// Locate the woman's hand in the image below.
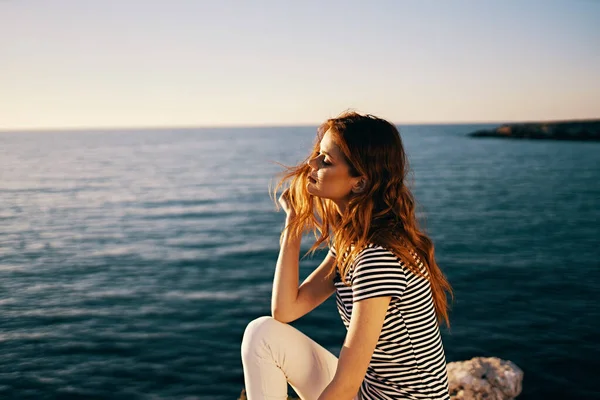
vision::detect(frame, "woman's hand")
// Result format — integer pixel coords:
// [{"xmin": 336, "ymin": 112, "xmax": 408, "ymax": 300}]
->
[{"xmin": 278, "ymin": 188, "xmax": 296, "ymax": 219}]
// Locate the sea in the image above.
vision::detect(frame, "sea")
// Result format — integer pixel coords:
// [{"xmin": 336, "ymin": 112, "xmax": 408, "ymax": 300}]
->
[{"xmin": 0, "ymin": 124, "xmax": 598, "ymax": 400}]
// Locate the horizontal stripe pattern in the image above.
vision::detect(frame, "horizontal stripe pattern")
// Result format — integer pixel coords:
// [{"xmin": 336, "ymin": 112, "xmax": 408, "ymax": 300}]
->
[{"xmin": 331, "ymin": 244, "xmax": 450, "ymax": 400}]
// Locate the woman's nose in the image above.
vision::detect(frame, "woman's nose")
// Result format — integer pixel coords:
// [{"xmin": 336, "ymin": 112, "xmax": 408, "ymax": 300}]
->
[{"xmin": 307, "ymin": 157, "xmax": 317, "ymax": 170}]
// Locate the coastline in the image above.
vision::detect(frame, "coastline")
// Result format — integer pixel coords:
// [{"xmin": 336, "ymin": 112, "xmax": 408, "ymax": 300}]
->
[{"xmin": 467, "ymin": 119, "xmax": 600, "ymax": 140}]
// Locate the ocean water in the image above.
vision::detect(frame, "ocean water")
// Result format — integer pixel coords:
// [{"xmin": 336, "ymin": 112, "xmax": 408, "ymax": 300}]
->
[{"xmin": 0, "ymin": 125, "xmax": 598, "ymax": 400}]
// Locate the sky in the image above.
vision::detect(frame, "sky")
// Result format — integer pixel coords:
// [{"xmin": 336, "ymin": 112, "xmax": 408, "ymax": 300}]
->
[{"xmin": 1, "ymin": 0, "xmax": 599, "ymax": 129}]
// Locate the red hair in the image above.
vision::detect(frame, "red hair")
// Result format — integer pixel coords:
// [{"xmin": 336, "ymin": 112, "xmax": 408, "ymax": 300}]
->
[{"xmin": 272, "ymin": 111, "xmax": 453, "ymax": 327}]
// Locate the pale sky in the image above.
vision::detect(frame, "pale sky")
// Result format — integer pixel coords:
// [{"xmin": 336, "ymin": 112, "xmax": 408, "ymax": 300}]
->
[{"xmin": 1, "ymin": 0, "xmax": 599, "ymax": 129}]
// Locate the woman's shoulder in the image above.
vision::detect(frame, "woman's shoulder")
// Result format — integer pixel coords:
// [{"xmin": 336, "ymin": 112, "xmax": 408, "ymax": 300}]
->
[
  {"xmin": 356, "ymin": 243, "xmax": 400, "ymax": 263},
  {"xmin": 361, "ymin": 242, "xmax": 399, "ymax": 253},
  {"xmin": 330, "ymin": 242, "xmax": 396, "ymax": 256}
]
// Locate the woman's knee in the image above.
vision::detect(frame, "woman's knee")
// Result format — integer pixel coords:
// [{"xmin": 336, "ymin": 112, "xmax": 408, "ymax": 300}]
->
[
  {"xmin": 241, "ymin": 316, "xmax": 286, "ymax": 350},
  {"xmin": 243, "ymin": 316, "xmax": 284, "ymax": 340}
]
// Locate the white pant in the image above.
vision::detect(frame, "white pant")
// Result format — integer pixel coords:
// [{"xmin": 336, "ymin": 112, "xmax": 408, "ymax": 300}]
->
[{"xmin": 241, "ymin": 316, "xmax": 361, "ymax": 400}]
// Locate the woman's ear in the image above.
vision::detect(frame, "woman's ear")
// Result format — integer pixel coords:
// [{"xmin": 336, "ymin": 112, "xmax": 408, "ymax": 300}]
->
[{"xmin": 352, "ymin": 177, "xmax": 367, "ymax": 193}]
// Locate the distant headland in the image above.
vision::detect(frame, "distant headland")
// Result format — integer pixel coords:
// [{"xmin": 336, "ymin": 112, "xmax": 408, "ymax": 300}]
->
[{"xmin": 468, "ymin": 119, "xmax": 600, "ymax": 141}]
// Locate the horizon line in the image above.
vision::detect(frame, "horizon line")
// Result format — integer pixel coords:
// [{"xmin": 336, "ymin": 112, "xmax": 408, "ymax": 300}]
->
[{"xmin": 1, "ymin": 117, "xmax": 599, "ymax": 133}]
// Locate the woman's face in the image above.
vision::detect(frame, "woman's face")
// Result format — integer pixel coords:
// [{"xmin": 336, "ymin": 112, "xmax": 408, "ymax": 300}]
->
[{"xmin": 306, "ymin": 129, "xmax": 361, "ymax": 206}]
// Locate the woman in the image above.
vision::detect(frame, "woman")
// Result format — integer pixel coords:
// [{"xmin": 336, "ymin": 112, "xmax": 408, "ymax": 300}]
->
[{"xmin": 241, "ymin": 111, "xmax": 453, "ymax": 400}]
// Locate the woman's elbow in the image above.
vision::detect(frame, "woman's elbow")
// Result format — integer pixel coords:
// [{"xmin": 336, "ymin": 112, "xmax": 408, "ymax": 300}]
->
[{"xmin": 271, "ymin": 307, "xmax": 296, "ymax": 323}]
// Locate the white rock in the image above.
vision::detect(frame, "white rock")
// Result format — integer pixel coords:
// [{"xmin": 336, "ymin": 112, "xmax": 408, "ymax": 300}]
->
[{"xmin": 447, "ymin": 357, "xmax": 523, "ymax": 400}]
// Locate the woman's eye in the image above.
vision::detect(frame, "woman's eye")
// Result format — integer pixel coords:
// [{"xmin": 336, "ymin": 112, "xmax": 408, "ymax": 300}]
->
[{"xmin": 314, "ymin": 153, "xmax": 330, "ymax": 166}]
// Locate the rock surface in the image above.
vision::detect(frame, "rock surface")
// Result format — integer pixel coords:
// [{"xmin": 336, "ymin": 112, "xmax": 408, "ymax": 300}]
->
[
  {"xmin": 447, "ymin": 357, "xmax": 523, "ymax": 400},
  {"xmin": 468, "ymin": 119, "xmax": 600, "ymax": 140},
  {"xmin": 238, "ymin": 356, "xmax": 524, "ymax": 399}
]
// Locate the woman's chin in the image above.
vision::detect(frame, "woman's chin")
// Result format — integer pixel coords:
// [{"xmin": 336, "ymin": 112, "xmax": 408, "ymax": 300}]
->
[{"xmin": 306, "ymin": 182, "xmax": 319, "ymax": 196}]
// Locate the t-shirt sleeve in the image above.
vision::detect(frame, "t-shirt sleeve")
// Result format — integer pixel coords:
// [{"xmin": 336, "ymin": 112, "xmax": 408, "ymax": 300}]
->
[{"xmin": 351, "ymin": 247, "xmax": 407, "ymax": 303}]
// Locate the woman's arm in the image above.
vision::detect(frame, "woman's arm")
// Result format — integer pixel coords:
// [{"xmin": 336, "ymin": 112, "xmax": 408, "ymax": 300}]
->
[
  {"xmin": 318, "ymin": 296, "xmax": 391, "ymax": 399},
  {"xmin": 271, "ymin": 242, "xmax": 337, "ymax": 323},
  {"xmin": 271, "ymin": 189, "xmax": 336, "ymax": 323},
  {"xmin": 271, "ymin": 215, "xmax": 303, "ymax": 320}
]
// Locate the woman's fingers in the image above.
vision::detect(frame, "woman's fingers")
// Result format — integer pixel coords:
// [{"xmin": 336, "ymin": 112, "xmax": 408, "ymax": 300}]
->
[{"xmin": 278, "ymin": 189, "xmax": 294, "ymax": 216}]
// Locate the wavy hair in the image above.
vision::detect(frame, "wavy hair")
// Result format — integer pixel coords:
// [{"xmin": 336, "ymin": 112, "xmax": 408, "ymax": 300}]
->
[{"xmin": 271, "ymin": 111, "xmax": 453, "ymax": 327}]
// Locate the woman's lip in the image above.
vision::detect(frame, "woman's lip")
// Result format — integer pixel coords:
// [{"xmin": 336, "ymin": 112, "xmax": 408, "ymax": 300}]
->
[{"xmin": 309, "ymin": 175, "xmax": 317, "ymax": 182}]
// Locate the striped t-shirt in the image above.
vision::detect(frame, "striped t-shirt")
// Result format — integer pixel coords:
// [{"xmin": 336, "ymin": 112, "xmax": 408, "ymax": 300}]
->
[{"xmin": 330, "ymin": 243, "xmax": 450, "ymax": 400}]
